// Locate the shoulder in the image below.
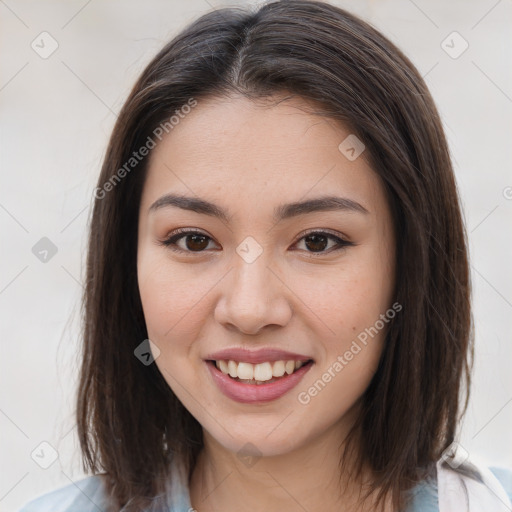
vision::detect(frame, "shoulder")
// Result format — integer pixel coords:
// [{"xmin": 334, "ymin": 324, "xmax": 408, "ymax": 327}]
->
[
  {"xmin": 17, "ymin": 462, "xmax": 192, "ymax": 512},
  {"xmin": 405, "ymin": 458, "xmax": 512, "ymax": 512},
  {"xmin": 489, "ymin": 466, "xmax": 512, "ymax": 503},
  {"xmin": 436, "ymin": 450, "xmax": 512, "ymax": 512},
  {"xmin": 403, "ymin": 465, "xmax": 439, "ymax": 512},
  {"xmin": 17, "ymin": 475, "xmax": 110, "ymax": 512}
]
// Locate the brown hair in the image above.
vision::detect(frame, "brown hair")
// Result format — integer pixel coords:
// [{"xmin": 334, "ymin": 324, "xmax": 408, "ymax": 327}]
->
[{"xmin": 77, "ymin": 1, "xmax": 474, "ymax": 510}]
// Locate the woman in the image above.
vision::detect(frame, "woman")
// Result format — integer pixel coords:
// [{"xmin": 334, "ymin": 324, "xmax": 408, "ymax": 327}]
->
[{"xmin": 19, "ymin": 1, "xmax": 512, "ymax": 511}]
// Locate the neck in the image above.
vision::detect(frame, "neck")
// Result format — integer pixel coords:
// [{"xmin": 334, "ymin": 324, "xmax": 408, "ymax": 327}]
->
[{"xmin": 189, "ymin": 413, "xmax": 391, "ymax": 512}]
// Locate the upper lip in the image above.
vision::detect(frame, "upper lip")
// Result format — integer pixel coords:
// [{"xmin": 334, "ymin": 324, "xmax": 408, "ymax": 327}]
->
[{"xmin": 205, "ymin": 348, "xmax": 313, "ymax": 365}]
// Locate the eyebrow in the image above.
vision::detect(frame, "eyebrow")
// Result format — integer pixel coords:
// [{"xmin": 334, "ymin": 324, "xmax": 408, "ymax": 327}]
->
[{"xmin": 148, "ymin": 193, "xmax": 369, "ymax": 222}]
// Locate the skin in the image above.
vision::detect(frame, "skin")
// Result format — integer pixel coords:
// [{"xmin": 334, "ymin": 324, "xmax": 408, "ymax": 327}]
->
[{"xmin": 137, "ymin": 94, "xmax": 396, "ymax": 512}]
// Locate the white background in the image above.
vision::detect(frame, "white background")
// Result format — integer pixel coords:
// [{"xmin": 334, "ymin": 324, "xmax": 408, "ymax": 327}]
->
[{"xmin": 1, "ymin": 0, "xmax": 511, "ymax": 510}]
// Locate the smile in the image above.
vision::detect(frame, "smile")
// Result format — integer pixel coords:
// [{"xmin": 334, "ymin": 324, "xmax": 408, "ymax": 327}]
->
[
  {"xmin": 206, "ymin": 359, "xmax": 314, "ymax": 403},
  {"xmin": 213, "ymin": 359, "xmax": 309, "ymax": 384}
]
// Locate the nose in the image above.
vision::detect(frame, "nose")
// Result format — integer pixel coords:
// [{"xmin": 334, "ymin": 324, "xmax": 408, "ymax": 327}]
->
[{"xmin": 214, "ymin": 253, "xmax": 293, "ymax": 336}]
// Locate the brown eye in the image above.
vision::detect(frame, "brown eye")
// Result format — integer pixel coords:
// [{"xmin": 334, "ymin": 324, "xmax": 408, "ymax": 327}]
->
[
  {"xmin": 182, "ymin": 233, "xmax": 209, "ymax": 251},
  {"xmin": 159, "ymin": 229, "xmax": 353, "ymax": 256},
  {"xmin": 303, "ymin": 233, "xmax": 329, "ymax": 252},
  {"xmin": 160, "ymin": 229, "xmax": 216, "ymax": 253},
  {"xmin": 294, "ymin": 231, "xmax": 353, "ymax": 255}
]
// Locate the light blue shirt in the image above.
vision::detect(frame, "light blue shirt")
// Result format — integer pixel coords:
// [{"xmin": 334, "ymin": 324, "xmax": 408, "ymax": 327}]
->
[{"xmin": 18, "ymin": 460, "xmax": 512, "ymax": 512}]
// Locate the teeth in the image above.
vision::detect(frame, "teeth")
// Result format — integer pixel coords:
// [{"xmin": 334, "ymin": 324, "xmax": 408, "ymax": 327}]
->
[
  {"xmin": 228, "ymin": 360, "xmax": 238, "ymax": 378},
  {"xmin": 237, "ymin": 362, "xmax": 254, "ymax": 380},
  {"xmin": 218, "ymin": 360, "xmax": 229, "ymax": 374},
  {"xmin": 272, "ymin": 360, "xmax": 285, "ymax": 377},
  {"xmin": 214, "ymin": 359, "xmax": 308, "ymax": 382},
  {"xmin": 254, "ymin": 362, "xmax": 273, "ymax": 381}
]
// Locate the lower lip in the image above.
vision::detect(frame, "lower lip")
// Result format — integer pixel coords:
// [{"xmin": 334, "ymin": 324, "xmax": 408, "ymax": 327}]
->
[{"xmin": 206, "ymin": 360, "xmax": 313, "ymax": 404}]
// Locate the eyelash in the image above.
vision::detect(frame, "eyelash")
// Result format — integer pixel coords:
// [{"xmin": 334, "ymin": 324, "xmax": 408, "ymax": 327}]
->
[{"xmin": 158, "ymin": 228, "xmax": 354, "ymax": 256}]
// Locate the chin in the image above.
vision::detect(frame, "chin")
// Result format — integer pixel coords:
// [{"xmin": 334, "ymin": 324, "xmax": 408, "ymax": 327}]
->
[{"xmin": 203, "ymin": 419, "xmax": 308, "ymax": 461}]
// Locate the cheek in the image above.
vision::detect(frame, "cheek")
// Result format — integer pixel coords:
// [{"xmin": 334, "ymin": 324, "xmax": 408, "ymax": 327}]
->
[
  {"xmin": 298, "ymin": 245, "xmax": 393, "ymax": 384},
  {"xmin": 137, "ymin": 253, "xmax": 212, "ymax": 400},
  {"xmin": 294, "ymin": 273, "xmax": 391, "ymax": 419},
  {"xmin": 305, "ymin": 258, "xmax": 392, "ymax": 340},
  {"xmin": 137, "ymin": 251, "xmax": 208, "ymax": 345}
]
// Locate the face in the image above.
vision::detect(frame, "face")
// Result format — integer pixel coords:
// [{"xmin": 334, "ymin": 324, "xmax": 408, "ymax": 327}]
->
[{"xmin": 137, "ymin": 94, "xmax": 396, "ymax": 458}]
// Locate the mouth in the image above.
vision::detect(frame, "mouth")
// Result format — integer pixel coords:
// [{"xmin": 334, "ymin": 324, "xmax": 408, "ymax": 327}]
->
[
  {"xmin": 207, "ymin": 359, "xmax": 314, "ymax": 385},
  {"xmin": 205, "ymin": 357, "xmax": 314, "ymax": 404}
]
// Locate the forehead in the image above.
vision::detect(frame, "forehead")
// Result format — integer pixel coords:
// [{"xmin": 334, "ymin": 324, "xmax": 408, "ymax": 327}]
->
[{"xmin": 140, "ymin": 95, "xmax": 385, "ymax": 217}]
